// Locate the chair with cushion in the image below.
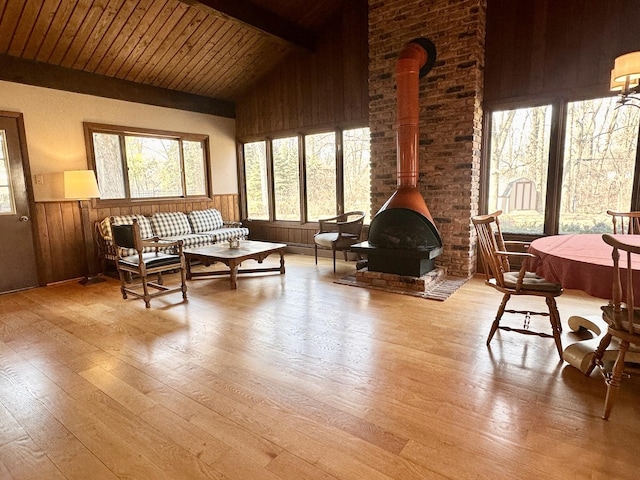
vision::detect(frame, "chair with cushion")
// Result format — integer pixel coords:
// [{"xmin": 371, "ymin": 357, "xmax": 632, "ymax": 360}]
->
[
  {"xmin": 585, "ymin": 234, "xmax": 640, "ymax": 419},
  {"xmin": 111, "ymin": 218, "xmax": 188, "ymax": 308},
  {"xmin": 607, "ymin": 210, "xmax": 640, "ymax": 234},
  {"xmin": 314, "ymin": 211, "xmax": 365, "ymax": 272},
  {"xmin": 472, "ymin": 211, "xmax": 564, "ymax": 358}
]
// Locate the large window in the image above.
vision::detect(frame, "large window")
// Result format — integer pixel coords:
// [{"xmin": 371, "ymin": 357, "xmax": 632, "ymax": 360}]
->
[
  {"xmin": 486, "ymin": 97, "xmax": 640, "ymax": 234},
  {"xmin": 86, "ymin": 123, "xmax": 210, "ymax": 202},
  {"xmin": 242, "ymin": 127, "xmax": 371, "ymax": 223}
]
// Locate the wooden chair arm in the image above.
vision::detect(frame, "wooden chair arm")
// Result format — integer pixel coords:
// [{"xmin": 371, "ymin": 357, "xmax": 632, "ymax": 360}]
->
[{"xmin": 496, "ymin": 251, "xmax": 535, "ymax": 291}]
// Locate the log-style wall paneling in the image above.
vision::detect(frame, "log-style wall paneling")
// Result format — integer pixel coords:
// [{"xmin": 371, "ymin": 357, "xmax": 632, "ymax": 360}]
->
[
  {"xmin": 34, "ymin": 195, "xmax": 241, "ymax": 285},
  {"xmin": 484, "ymin": 0, "xmax": 640, "ymax": 104},
  {"xmin": 235, "ymin": 0, "xmax": 368, "ymax": 139}
]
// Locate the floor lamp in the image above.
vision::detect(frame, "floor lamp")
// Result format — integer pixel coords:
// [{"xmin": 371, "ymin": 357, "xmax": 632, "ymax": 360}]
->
[{"xmin": 64, "ymin": 170, "xmax": 105, "ymax": 285}]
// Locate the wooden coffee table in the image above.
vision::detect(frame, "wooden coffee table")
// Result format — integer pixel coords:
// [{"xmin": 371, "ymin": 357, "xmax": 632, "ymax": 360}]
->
[{"xmin": 184, "ymin": 240, "xmax": 287, "ymax": 289}]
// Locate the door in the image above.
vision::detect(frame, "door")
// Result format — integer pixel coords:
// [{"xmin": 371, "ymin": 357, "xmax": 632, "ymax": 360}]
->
[{"xmin": 0, "ymin": 115, "xmax": 38, "ymax": 293}]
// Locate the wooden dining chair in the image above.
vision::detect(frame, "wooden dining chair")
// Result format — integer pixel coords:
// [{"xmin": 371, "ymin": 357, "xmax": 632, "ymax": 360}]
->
[
  {"xmin": 472, "ymin": 211, "xmax": 564, "ymax": 358},
  {"xmin": 111, "ymin": 218, "xmax": 188, "ymax": 308},
  {"xmin": 585, "ymin": 234, "xmax": 640, "ymax": 419},
  {"xmin": 607, "ymin": 210, "xmax": 640, "ymax": 234}
]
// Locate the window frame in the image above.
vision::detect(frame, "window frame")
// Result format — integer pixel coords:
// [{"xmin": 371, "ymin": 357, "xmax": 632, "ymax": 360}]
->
[
  {"xmin": 84, "ymin": 122, "xmax": 212, "ymax": 207},
  {"xmin": 238, "ymin": 125, "xmax": 370, "ymax": 225},
  {"xmin": 481, "ymin": 94, "xmax": 640, "ymax": 238}
]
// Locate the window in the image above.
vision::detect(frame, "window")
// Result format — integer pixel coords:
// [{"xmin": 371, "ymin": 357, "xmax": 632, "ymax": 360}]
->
[
  {"xmin": 86, "ymin": 123, "xmax": 209, "ymax": 202},
  {"xmin": 273, "ymin": 137, "xmax": 300, "ymax": 221},
  {"xmin": 244, "ymin": 141, "xmax": 269, "ymax": 220},
  {"xmin": 241, "ymin": 127, "xmax": 371, "ymax": 223},
  {"xmin": 0, "ymin": 130, "xmax": 15, "ymax": 214},
  {"xmin": 486, "ymin": 97, "xmax": 640, "ymax": 235},
  {"xmin": 305, "ymin": 132, "xmax": 337, "ymax": 221}
]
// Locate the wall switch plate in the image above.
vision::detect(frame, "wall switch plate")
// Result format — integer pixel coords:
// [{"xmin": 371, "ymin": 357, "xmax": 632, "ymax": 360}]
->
[{"xmin": 35, "ymin": 174, "xmax": 44, "ymax": 185}]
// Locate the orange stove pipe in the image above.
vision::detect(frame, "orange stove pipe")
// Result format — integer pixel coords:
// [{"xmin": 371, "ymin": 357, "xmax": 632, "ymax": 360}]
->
[{"xmin": 378, "ymin": 38, "xmax": 436, "ymax": 223}]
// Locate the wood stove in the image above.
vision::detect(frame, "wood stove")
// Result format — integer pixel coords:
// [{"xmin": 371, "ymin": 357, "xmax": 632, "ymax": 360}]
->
[{"xmin": 352, "ymin": 38, "xmax": 442, "ymax": 276}]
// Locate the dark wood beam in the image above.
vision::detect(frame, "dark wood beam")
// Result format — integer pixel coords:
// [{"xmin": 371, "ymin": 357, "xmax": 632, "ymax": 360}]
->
[
  {"xmin": 181, "ymin": 0, "xmax": 315, "ymax": 51},
  {"xmin": 0, "ymin": 54, "xmax": 235, "ymax": 118}
]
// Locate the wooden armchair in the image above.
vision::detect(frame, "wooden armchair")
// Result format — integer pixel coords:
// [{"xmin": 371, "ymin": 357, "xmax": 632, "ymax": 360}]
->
[
  {"xmin": 607, "ymin": 210, "xmax": 640, "ymax": 234},
  {"xmin": 586, "ymin": 234, "xmax": 640, "ymax": 419},
  {"xmin": 314, "ymin": 211, "xmax": 365, "ymax": 272},
  {"xmin": 111, "ymin": 218, "xmax": 187, "ymax": 308},
  {"xmin": 472, "ymin": 211, "xmax": 564, "ymax": 358}
]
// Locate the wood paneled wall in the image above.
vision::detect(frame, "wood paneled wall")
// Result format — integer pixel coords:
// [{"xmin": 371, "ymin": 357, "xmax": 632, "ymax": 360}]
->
[
  {"xmin": 33, "ymin": 195, "xmax": 241, "ymax": 285},
  {"xmin": 484, "ymin": 0, "xmax": 640, "ymax": 104},
  {"xmin": 235, "ymin": 0, "xmax": 368, "ymax": 139}
]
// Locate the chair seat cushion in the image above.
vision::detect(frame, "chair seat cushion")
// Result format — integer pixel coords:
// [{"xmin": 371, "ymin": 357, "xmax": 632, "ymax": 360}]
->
[
  {"xmin": 501, "ymin": 271, "xmax": 562, "ymax": 293},
  {"xmin": 119, "ymin": 252, "xmax": 182, "ymax": 269},
  {"xmin": 314, "ymin": 232, "xmax": 339, "ymax": 248}
]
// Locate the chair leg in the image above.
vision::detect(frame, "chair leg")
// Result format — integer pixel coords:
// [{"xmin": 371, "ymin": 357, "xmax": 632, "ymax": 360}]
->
[
  {"xmin": 603, "ymin": 341, "xmax": 629, "ymax": 419},
  {"xmin": 546, "ymin": 297, "xmax": 563, "ymax": 359},
  {"xmin": 117, "ymin": 268, "xmax": 128, "ymax": 299},
  {"xmin": 487, "ymin": 293, "xmax": 510, "ymax": 345},
  {"xmin": 315, "ymin": 245, "xmax": 318, "ymax": 265},
  {"xmin": 332, "ymin": 249, "xmax": 336, "ymax": 272},
  {"xmin": 180, "ymin": 264, "xmax": 188, "ymax": 300},
  {"xmin": 586, "ymin": 332, "xmax": 613, "ymax": 376},
  {"xmin": 141, "ymin": 275, "xmax": 151, "ymax": 308}
]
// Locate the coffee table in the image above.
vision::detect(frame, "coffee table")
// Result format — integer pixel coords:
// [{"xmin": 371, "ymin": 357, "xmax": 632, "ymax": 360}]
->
[{"xmin": 184, "ymin": 240, "xmax": 287, "ymax": 289}]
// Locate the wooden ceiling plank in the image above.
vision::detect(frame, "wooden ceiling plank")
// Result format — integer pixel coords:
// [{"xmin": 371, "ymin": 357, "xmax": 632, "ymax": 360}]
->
[
  {"xmin": 70, "ymin": 0, "xmax": 126, "ymax": 70},
  {"xmin": 83, "ymin": 0, "xmax": 140, "ymax": 72},
  {"xmin": 102, "ymin": 0, "xmax": 168, "ymax": 77},
  {"xmin": 117, "ymin": 1, "xmax": 187, "ymax": 80},
  {"xmin": 7, "ymin": 0, "xmax": 44, "ymax": 57},
  {"xmin": 34, "ymin": 0, "xmax": 76, "ymax": 62},
  {"xmin": 92, "ymin": 0, "xmax": 154, "ymax": 75},
  {"xmin": 164, "ymin": 16, "xmax": 233, "ymax": 91},
  {"xmin": 47, "ymin": 0, "xmax": 94, "ymax": 65},
  {"xmin": 182, "ymin": 0, "xmax": 315, "ymax": 51},
  {"xmin": 147, "ymin": 13, "xmax": 219, "ymax": 88},
  {"xmin": 133, "ymin": 7, "xmax": 204, "ymax": 85},
  {"xmin": 131, "ymin": 3, "xmax": 199, "ymax": 84},
  {"xmin": 21, "ymin": 0, "xmax": 63, "ymax": 60},
  {"xmin": 0, "ymin": 1, "xmax": 26, "ymax": 53},
  {"xmin": 194, "ymin": 31, "xmax": 267, "ymax": 96},
  {"xmin": 178, "ymin": 22, "xmax": 246, "ymax": 92},
  {"xmin": 61, "ymin": 0, "xmax": 112, "ymax": 68}
]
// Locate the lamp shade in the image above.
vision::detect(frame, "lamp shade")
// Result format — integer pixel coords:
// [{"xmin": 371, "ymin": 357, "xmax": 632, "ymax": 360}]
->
[
  {"xmin": 612, "ymin": 51, "xmax": 640, "ymax": 82},
  {"xmin": 64, "ymin": 170, "xmax": 101, "ymax": 200},
  {"xmin": 610, "ymin": 68, "xmax": 639, "ymax": 92}
]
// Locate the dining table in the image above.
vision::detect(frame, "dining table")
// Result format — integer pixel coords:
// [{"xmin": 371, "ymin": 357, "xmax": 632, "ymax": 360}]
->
[{"xmin": 527, "ymin": 233, "xmax": 640, "ymax": 372}]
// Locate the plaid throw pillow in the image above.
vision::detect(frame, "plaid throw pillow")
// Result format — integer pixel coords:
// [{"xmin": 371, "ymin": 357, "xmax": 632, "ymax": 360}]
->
[
  {"xmin": 151, "ymin": 212, "xmax": 192, "ymax": 237},
  {"xmin": 188, "ymin": 209, "xmax": 224, "ymax": 233},
  {"xmin": 110, "ymin": 214, "xmax": 154, "ymax": 239}
]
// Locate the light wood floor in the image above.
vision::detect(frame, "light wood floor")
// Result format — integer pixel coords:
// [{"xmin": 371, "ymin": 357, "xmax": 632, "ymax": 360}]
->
[{"xmin": 0, "ymin": 253, "xmax": 638, "ymax": 479}]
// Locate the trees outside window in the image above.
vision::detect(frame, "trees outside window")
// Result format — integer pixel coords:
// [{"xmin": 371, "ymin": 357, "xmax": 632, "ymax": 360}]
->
[
  {"xmin": 486, "ymin": 97, "xmax": 640, "ymax": 234},
  {"xmin": 241, "ymin": 127, "xmax": 371, "ymax": 224},
  {"xmin": 86, "ymin": 123, "xmax": 209, "ymax": 202}
]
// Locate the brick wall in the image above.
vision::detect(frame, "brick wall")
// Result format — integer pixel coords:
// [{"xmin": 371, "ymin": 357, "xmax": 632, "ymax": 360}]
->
[{"xmin": 368, "ymin": 0, "xmax": 486, "ymax": 277}]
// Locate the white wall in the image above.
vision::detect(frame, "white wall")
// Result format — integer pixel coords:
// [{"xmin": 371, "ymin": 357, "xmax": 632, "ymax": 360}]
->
[{"xmin": 0, "ymin": 80, "xmax": 237, "ymax": 201}]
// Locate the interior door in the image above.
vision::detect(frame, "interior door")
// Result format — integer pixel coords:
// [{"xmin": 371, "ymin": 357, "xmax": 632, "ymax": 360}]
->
[{"xmin": 0, "ymin": 115, "xmax": 39, "ymax": 293}]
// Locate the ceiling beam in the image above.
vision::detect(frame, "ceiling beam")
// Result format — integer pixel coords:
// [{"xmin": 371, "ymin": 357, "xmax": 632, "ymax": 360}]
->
[
  {"xmin": 0, "ymin": 55, "xmax": 235, "ymax": 118},
  {"xmin": 181, "ymin": 0, "xmax": 315, "ymax": 51}
]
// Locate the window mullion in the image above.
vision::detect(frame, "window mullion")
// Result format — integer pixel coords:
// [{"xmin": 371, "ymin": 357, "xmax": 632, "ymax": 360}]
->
[
  {"xmin": 336, "ymin": 128, "xmax": 344, "ymax": 215},
  {"xmin": 120, "ymin": 134, "xmax": 132, "ymax": 200},
  {"xmin": 544, "ymin": 100, "xmax": 565, "ymax": 235},
  {"xmin": 178, "ymin": 138, "xmax": 186, "ymax": 197}
]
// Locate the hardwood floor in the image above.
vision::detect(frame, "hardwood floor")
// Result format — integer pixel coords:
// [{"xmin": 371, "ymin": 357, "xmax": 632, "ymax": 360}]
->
[{"xmin": 0, "ymin": 253, "xmax": 638, "ymax": 479}]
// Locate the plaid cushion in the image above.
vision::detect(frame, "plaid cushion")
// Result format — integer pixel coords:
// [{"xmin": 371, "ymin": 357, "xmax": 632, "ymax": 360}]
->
[
  {"xmin": 151, "ymin": 212, "xmax": 192, "ymax": 237},
  {"xmin": 188, "ymin": 209, "xmax": 224, "ymax": 233},
  {"xmin": 203, "ymin": 227, "xmax": 249, "ymax": 243},
  {"xmin": 159, "ymin": 233, "xmax": 216, "ymax": 249},
  {"xmin": 110, "ymin": 214, "xmax": 154, "ymax": 239}
]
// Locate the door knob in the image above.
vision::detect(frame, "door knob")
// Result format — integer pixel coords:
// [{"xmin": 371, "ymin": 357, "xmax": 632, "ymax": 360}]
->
[{"xmin": 19, "ymin": 215, "xmax": 29, "ymax": 222}]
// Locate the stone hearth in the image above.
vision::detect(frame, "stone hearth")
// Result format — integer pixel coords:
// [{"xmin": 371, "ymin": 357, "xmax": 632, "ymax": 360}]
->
[{"xmin": 354, "ymin": 266, "xmax": 446, "ymax": 293}]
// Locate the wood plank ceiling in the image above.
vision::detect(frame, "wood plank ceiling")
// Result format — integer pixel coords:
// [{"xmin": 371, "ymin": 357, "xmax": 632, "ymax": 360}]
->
[{"xmin": 0, "ymin": 0, "xmax": 343, "ymax": 112}]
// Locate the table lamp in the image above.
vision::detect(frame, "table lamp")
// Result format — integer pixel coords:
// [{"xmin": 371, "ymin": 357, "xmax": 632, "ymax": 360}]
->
[{"xmin": 64, "ymin": 170, "xmax": 105, "ymax": 285}]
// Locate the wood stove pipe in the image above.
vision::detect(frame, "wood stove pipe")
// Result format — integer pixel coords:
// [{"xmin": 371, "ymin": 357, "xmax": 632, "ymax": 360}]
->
[{"xmin": 377, "ymin": 38, "xmax": 437, "ymax": 222}]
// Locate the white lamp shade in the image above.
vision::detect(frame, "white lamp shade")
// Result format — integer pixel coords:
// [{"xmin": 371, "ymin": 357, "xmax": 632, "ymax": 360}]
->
[
  {"xmin": 612, "ymin": 51, "xmax": 640, "ymax": 82},
  {"xmin": 64, "ymin": 170, "xmax": 101, "ymax": 200}
]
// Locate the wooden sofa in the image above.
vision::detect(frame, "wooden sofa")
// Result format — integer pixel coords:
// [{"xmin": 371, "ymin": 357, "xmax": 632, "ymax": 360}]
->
[{"xmin": 96, "ymin": 209, "xmax": 249, "ymax": 272}]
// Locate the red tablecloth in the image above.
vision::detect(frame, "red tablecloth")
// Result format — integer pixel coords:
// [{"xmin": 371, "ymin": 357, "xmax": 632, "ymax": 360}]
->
[{"xmin": 528, "ymin": 234, "xmax": 640, "ymax": 299}]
